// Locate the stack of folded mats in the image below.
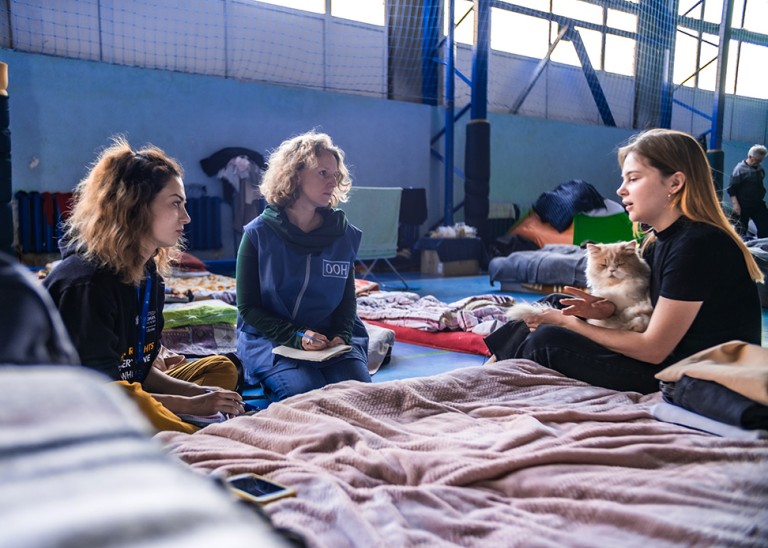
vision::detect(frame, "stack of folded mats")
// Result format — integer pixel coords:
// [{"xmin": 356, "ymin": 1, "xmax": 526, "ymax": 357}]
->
[
  {"xmin": 161, "ymin": 300, "xmax": 239, "ymax": 357},
  {"xmin": 652, "ymin": 340, "xmax": 768, "ymax": 439}
]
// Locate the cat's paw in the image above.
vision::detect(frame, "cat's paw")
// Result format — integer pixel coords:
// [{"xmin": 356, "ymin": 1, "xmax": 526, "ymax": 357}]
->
[{"xmin": 626, "ymin": 316, "xmax": 650, "ymax": 332}]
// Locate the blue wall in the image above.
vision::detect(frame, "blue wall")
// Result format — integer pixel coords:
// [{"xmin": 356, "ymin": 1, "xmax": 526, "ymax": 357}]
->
[
  {"xmin": 455, "ymin": 111, "xmax": 751, "ymax": 213},
  {"xmin": 3, "ymin": 49, "xmax": 755, "ymax": 256},
  {"xmin": 3, "ymin": 49, "xmax": 433, "ymax": 257}
]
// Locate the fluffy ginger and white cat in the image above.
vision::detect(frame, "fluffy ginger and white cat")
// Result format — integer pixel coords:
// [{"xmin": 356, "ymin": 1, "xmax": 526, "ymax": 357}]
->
[{"xmin": 505, "ymin": 241, "xmax": 653, "ymax": 332}]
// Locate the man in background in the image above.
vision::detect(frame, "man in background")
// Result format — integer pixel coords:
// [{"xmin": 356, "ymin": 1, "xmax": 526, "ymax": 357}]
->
[{"xmin": 727, "ymin": 144, "xmax": 768, "ymax": 238}]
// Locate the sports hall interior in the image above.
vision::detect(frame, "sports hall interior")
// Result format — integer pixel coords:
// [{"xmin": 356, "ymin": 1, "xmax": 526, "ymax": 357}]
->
[
  {"xmin": 2, "ymin": 2, "xmax": 768, "ymax": 545},
  {"xmin": 3, "ymin": 0, "xmax": 766, "ymax": 370}
]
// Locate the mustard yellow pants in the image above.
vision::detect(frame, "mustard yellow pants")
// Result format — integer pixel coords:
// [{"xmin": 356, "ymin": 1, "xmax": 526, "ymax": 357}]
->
[{"xmin": 115, "ymin": 355, "xmax": 238, "ymax": 434}]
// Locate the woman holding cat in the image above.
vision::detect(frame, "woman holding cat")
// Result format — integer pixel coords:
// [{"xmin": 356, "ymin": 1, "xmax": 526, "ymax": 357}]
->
[{"xmin": 485, "ymin": 128, "xmax": 763, "ymax": 394}]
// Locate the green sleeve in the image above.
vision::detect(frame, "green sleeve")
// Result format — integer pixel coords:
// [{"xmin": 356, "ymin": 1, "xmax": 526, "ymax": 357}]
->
[{"xmin": 236, "ymin": 234, "xmax": 304, "ymax": 348}]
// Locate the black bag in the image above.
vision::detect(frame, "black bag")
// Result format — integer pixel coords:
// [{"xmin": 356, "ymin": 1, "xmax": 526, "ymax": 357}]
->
[
  {"xmin": 532, "ymin": 179, "xmax": 605, "ymax": 232},
  {"xmin": 0, "ymin": 251, "xmax": 79, "ymax": 365}
]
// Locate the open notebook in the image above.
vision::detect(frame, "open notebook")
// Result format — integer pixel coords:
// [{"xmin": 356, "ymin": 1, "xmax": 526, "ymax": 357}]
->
[{"xmin": 272, "ymin": 344, "xmax": 351, "ymax": 362}]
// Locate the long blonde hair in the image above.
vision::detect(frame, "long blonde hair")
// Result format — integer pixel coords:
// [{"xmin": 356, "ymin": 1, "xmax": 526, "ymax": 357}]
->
[
  {"xmin": 64, "ymin": 136, "xmax": 184, "ymax": 284},
  {"xmin": 259, "ymin": 130, "xmax": 352, "ymax": 208},
  {"xmin": 618, "ymin": 128, "xmax": 763, "ymax": 282}
]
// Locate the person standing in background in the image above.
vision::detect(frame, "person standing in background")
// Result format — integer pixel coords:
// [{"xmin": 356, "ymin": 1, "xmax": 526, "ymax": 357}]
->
[{"xmin": 727, "ymin": 144, "xmax": 768, "ymax": 238}]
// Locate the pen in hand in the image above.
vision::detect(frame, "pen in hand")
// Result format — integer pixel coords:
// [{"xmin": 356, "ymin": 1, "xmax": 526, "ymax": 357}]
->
[{"xmin": 297, "ymin": 330, "xmax": 319, "ymax": 342}]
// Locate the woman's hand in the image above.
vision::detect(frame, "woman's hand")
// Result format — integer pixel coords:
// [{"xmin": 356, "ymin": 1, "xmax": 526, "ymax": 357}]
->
[
  {"xmin": 328, "ymin": 336, "xmax": 346, "ymax": 347},
  {"xmin": 144, "ymin": 366, "xmax": 244, "ymax": 417},
  {"xmin": 301, "ymin": 330, "xmax": 330, "ymax": 351},
  {"xmin": 160, "ymin": 387, "xmax": 244, "ymax": 417},
  {"xmin": 559, "ymin": 286, "xmax": 616, "ymax": 320}
]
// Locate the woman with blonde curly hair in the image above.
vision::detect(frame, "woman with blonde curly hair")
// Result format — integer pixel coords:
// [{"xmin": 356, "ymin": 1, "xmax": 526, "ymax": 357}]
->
[
  {"xmin": 236, "ymin": 130, "xmax": 371, "ymax": 401},
  {"xmin": 44, "ymin": 136, "xmax": 243, "ymax": 432},
  {"xmin": 485, "ymin": 129, "xmax": 763, "ymax": 394}
]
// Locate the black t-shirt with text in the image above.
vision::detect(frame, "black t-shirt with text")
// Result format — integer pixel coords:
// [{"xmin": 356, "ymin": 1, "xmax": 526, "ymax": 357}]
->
[{"xmin": 43, "ymin": 254, "xmax": 164, "ymax": 383}]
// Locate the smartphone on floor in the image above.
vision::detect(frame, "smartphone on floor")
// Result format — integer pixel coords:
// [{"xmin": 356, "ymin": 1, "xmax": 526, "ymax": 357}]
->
[{"xmin": 225, "ymin": 472, "xmax": 296, "ymax": 505}]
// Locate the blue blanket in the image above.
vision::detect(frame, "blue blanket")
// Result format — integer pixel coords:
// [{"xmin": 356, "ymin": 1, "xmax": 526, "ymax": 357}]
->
[{"xmin": 488, "ymin": 244, "xmax": 588, "ymax": 288}]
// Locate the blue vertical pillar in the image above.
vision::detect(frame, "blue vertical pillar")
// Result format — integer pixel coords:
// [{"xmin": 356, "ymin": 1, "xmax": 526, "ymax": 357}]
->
[{"xmin": 421, "ymin": 0, "xmax": 441, "ymax": 106}]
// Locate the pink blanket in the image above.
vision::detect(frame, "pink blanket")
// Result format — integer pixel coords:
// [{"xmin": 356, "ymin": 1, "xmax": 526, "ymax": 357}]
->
[{"xmin": 156, "ymin": 360, "xmax": 768, "ymax": 547}]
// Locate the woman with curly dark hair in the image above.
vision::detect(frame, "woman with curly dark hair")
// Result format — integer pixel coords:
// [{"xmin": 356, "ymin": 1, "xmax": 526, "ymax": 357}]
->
[{"xmin": 44, "ymin": 136, "xmax": 243, "ymax": 432}]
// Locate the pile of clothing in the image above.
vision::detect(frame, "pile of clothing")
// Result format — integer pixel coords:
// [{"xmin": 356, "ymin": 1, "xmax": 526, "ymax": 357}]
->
[
  {"xmin": 200, "ymin": 147, "xmax": 266, "ymax": 244},
  {"xmin": 653, "ymin": 341, "xmax": 768, "ymax": 438}
]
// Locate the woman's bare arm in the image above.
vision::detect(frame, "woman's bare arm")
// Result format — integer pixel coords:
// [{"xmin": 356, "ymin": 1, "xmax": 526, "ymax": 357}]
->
[
  {"xmin": 143, "ymin": 366, "xmax": 243, "ymax": 416},
  {"xmin": 526, "ymin": 296, "xmax": 702, "ymax": 364}
]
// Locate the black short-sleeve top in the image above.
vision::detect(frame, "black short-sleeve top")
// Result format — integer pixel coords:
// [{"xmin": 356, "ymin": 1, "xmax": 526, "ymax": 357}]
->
[{"xmin": 644, "ymin": 217, "xmax": 762, "ymax": 364}]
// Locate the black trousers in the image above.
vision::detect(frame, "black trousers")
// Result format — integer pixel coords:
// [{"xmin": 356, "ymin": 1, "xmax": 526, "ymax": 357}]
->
[
  {"xmin": 735, "ymin": 202, "xmax": 768, "ymax": 238},
  {"xmin": 483, "ymin": 294, "xmax": 663, "ymax": 394}
]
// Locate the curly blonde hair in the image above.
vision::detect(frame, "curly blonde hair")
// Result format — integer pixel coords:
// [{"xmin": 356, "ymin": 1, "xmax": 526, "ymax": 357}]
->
[
  {"xmin": 618, "ymin": 128, "xmax": 763, "ymax": 283},
  {"xmin": 63, "ymin": 136, "xmax": 184, "ymax": 284},
  {"xmin": 259, "ymin": 130, "xmax": 352, "ymax": 208}
]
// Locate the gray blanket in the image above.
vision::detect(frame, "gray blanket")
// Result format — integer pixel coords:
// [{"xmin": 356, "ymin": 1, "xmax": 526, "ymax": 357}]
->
[{"xmin": 488, "ymin": 244, "xmax": 588, "ymax": 287}]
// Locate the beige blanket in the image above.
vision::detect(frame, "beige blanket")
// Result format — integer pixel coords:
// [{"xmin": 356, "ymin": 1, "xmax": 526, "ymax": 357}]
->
[
  {"xmin": 656, "ymin": 340, "xmax": 768, "ymax": 404},
  {"xmin": 156, "ymin": 360, "xmax": 768, "ymax": 547}
]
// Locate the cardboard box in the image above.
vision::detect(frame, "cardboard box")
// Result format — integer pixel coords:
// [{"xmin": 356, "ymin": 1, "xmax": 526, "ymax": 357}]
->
[{"xmin": 420, "ymin": 249, "xmax": 480, "ymax": 277}]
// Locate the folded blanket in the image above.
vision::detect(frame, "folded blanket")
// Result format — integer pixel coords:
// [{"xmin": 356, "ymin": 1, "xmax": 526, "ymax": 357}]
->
[
  {"xmin": 655, "ymin": 340, "xmax": 768, "ymax": 405},
  {"xmin": 660, "ymin": 376, "xmax": 768, "ymax": 430},
  {"xmin": 161, "ymin": 324, "xmax": 237, "ymax": 356},
  {"xmin": 163, "ymin": 300, "xmax": 238, "ymax": 329},
  {"xmin": 488, "ymin": 244, "xmax": 588, "ymax": 288},
  {"xmin": 651, "ymin": 402, "xmax": 767, "ymax": 440},
  {"xmin": 165, "ymin": 272, "xmax": 237, "ymax": 297}
]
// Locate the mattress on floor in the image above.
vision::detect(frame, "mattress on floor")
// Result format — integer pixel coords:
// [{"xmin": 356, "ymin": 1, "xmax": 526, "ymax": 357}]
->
[{"xmin": 488, "ymin": 244, "xmax": 588, "ymax": 289}]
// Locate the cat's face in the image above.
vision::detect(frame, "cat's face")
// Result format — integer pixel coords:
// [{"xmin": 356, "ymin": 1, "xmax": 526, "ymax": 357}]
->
[{"xmin": 585, "ymin": 241, "xmax": 649, "ymax": 287}]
